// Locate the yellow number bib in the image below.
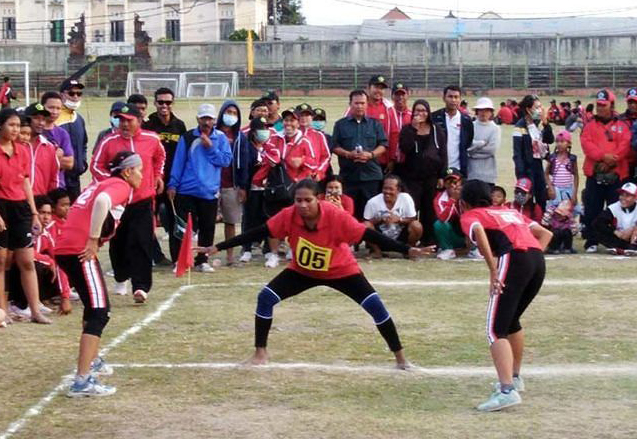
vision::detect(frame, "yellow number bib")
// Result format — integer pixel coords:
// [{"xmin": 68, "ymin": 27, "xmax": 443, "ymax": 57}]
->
[{"xmin": 295, "ymin": 237, "xmax": 332, "ymax": 272}]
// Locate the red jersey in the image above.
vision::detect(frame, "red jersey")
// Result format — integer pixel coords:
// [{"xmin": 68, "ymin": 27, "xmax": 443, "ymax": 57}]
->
[
  {"xmin": 317, "ymin": 193, "xmax": 355, "ymax": 216},
  {"xmin": 91, "ymin": 129, "xmax": 165, "ymax": 203},
  {"xmin": 267, "ymin": 200, "xmax": 366, "ymax": 279},
  {"xmin": 300, "ymin": 127, "xmax": 331, "ymax": 180},
  {"xmin": 497, "ymin": 106, "xmax": 514, "ymax": 125},
  {"xmin": 0, "ymin": 141, "xmax": 30, "ymax": 200},
  {"xmin": 34, "ymin": 225, "xmax": 71, "ymax": 299},
  {"xmin": 28, "ymin": 135, "xmax": 60, "ymax": 196},
  {"xmin": 267, "ymin": 131, "xmax": 317, "ymax": 182},
  {"xmin": 55, "ymin": 178, "xmax": 133, "ymax": 255},
  {"xmin": 505, "ymin": 201, "xmax": 543, "ymax": 223},
  {"xmin": 434, "ymin": 190, "xmax": 459, "ymax": 222},
  {"xmin": 461, "ymin": 206, "xmax": 541, "ymax": 256},
  {"xmin": 580, "ymin": 117, "xmax": 632, "ymax": 179},
  {"xmin": 388, "ymin": 107, "xmax": 412, "ymax": 164}
]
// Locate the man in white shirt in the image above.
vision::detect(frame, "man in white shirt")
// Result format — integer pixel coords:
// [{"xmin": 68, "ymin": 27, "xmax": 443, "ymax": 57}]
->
[
  {"xmin": 363, "ymin": 174, "xmax": 423, "ymax": 257},
  {"xmin": 431, "ymin": 85, "xmax": 474, "ymax": 175}
]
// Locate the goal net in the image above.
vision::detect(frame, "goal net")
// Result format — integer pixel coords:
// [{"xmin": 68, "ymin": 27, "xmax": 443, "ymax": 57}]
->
[
  {"xmin": 125, "ymin": 71, "xmax": 239, "ymax": 98},
  {"xmin": 0, "ymin": 61, "xmax": 30, "ymax": 106}
]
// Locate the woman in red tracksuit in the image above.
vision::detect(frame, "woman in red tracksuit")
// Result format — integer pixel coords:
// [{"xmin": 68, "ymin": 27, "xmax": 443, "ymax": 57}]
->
[{"xmin": 460, "ymin": 179, "xmax": 552, "ymax": 412}]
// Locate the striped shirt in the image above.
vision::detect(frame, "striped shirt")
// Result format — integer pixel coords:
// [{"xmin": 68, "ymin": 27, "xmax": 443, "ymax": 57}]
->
[{"xmin": 551, "ymin": 156, "xmax": 574, "ymax": 187}]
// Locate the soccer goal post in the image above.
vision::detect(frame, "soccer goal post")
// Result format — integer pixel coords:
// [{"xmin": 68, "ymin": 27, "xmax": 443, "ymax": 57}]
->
[
  {"xmin": 0, "ymin": 61, "xmax": 30, "ymax": 106},
  {"xmin": 125, "ymin": 71, "xmax": 239, "ymax": 99}
]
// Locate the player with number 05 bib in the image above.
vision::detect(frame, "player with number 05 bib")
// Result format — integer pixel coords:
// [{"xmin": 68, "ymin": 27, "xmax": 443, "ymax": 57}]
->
[{"xmin": 196, "ymin": 178, "xmax": 434, "ymax": 368}]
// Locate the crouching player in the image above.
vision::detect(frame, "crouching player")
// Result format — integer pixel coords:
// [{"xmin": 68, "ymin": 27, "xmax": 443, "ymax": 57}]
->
[
  {"xmin": 459, "ymin": 180, "xmax": 552, "ymax": 412},
  {"xmin": 55, "ymin": 151, "xmax": 143, "ymax": 397},
  {"xmin": 196, "ymin": 179, "xmax": 433, "ymax": 368}
]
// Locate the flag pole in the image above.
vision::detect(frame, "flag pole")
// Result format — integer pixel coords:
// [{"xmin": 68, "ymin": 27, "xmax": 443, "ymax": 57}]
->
[{"xmin": 187, "ymin": 266, "xmax": 191, "ymax": 286}]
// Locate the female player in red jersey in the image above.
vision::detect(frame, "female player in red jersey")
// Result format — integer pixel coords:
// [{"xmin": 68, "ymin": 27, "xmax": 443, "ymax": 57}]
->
[
  {"xmin": 198, "ymin": 179, "xmax": 433, "ymax": 368},
  {"xmin": 55, "ymin": 151, "xmax": 143, "ymax": 397},
  {"xmin": 459, "ymin": 180, "xmax": 552, "ymax": 412},
  {"xmin": 0, "ymin": 108, "xmax": 49, "ymax": 324}
]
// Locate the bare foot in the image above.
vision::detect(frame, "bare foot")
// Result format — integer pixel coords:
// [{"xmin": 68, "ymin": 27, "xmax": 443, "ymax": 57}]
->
[
  {"xmin": 31, "ymin": 313, "xmax": 52, "ymax": 324},
  {"xmin": 244, "ymin": 347, "xmax": 268, "ymax": 366}
]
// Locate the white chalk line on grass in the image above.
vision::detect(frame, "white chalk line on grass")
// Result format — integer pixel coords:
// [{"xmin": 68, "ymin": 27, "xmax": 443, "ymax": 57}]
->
[
  {"xmin": 0, "ymin": 284, "xmax": 196, "ymax": 439},
  {"xmin": 109, "ymin": 362, "xmax": 637, "ymax": 377}
]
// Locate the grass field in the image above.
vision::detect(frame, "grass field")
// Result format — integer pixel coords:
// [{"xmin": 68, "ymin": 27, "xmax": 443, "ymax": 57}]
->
[{"xmin": 2, "ymin": 95, "xmax": 637, "ymax": 438}]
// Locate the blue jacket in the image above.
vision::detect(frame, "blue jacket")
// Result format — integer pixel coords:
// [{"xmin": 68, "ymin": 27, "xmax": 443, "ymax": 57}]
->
[
  {"xmin": 168, "ymin": 127, "xmax": 233, "ymax": 200},
  {"xmin": 430, "ymin": 108, "xmax": 474, "ymax": 176},
  {"xmin": 216, "ymin": 100, "xmax": 251, "ymax": 190}
]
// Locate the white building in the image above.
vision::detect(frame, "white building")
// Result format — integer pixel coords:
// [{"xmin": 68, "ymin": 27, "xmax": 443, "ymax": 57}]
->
[{"xmin": 0, "ymin": 0, "xmax": 267, "ymax": 48}]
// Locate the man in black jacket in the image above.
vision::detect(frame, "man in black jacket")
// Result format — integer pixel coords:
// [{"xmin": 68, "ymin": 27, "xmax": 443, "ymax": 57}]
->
[{"xmin": 430, "ymin": 85, "xmax": 474, "ymax": 176}]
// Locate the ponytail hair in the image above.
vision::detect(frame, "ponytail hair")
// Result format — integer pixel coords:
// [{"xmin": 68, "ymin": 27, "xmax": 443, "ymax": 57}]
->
[{"xmin": 461, "ymin": 179, "xmax": 493, "ymax": 208}]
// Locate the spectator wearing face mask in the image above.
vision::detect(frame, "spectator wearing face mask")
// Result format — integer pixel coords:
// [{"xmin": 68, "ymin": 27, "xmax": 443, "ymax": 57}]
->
[
  {"xmin": 506, "ymin": 178, "xmax": 543, "ymax": 222},
  {"xmin": 94, "ymin": 102, "xmax": 126, "ymax": 152},
  {"xmin": 513, "ymin": 95, "xmax": 554, "ymax": 212},
  {"xmin": 296, "ymin": 103, "xmax": 331, "ymax": 182}
]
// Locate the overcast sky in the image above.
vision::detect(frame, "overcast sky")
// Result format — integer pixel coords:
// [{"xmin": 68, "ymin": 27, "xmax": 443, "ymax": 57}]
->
[{"xmin": 302, "ymin": 0, "xmax": 637, "ymax": 25}]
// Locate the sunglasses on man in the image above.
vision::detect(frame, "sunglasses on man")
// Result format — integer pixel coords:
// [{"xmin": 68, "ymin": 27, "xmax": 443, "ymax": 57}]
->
[{"xmin": 156, "ymin": 100, "xmax": 173, "ymax": 106}]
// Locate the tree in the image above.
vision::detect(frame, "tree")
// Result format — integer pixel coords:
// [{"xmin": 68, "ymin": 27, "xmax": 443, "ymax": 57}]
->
[
  {"xmin": 268, "ymin": 0, "xmax": 306, "ymax": 25},
  {"xmin": 228, "ymin": 29, "xmax": 260, "ymax": 42}
]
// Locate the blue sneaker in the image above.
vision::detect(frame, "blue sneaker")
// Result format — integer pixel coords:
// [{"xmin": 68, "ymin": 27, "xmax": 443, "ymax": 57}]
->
[
  {"xmin": 477, "ymin": 389, "xmax": 521, "ymax": 412},
  {"xmin": 67, "ymin": 375, "xmax": 116, "ymax": 398},
  {"xmin": 91, "ymin": 356, "xmax": 114, "ymax": 376}
]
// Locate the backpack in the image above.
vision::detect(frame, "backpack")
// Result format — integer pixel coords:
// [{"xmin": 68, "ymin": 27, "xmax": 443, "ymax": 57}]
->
[{"xmin": 264, "ymin": 162, "xmax": 293, "ymax": 206}]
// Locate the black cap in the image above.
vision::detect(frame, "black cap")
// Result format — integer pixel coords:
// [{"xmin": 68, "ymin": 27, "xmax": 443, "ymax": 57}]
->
[
  {"xmin": 627, "ymin": 88, "xmax": 637, "ymax": 102},
  {"xmin": 115, "ymin": 104, "xmax": 142, "ymax": 120},
  {"xmin": 313, "ymin": 107, "xmax": 326, "ymax": 121},
  {"xmin": 368, "ymin": 75, "xmax": 389, "ymax": 88},
  {"xmin": 24, "ymin": 103, "xmax": 51, "ymax": 118},
  {"xmin": 59, "ymin": 79, "xmax": 85, "ymax": 92},
  {"xmin": 262, "ymin": 90, "xmax": 279, "ymax": 102},
  {"xmin": 250, "ymin": 98, "xmax": 268, "ymax": 110},
  {"xmin": 392, "ymin": 82, "xmax": 408, "ymax": 94},
  {"xmin": 110, "ymin": 101, "xmax": 126, "ymax": 114},
  {"xmin": 443, "ymin": 167, "xmax": 463, "ymax": 181},
  {"xmin": 295, "ymin": 103, "xmax": 314, "ymax": 115},
  {"xmin": 281, "ymin": 107, "xmax": 300, "ymax": 120},
  {"xmin": 250, "ymin": 116, "xmax": 269, "ymax": 131}
]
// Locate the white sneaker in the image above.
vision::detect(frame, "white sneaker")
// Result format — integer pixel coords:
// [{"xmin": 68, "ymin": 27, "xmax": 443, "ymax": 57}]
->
[
  {"xmin": 239, "ymin": 251, "xmax": 252, "ymax": 263},
  {"xmin": 477, "ymin": 389, "xmax": 521, "ymax": 412},
  {"xmin": 69, "ymin": 290, "xmax": 80, "ymax": 301},
  {"xmin": 39, "ymin": 303, "xmax": 54, "ymax": 314},
  {"xmin": 264, "ymin": 252, "xmax": 280, "ymax": 268},
  {"xmin": 9, "ymin": 304, "xmax": 31, "ymax": 319},
  {"xmin": 67, "ymin": 375, "xmax": 116, "ymax": 398},
  {"xmin": 113, "ymin": 281, "xmax": 128, "ymax": 296},
  {"xmin": 436, "ymin": 249, "xmax": 457, "ymax": 260},
  {"xmin": 585, "ymin": 245, "xmax": 598, "ymax": 253},
  {"xmin": 195, "ymin": 262, "xmax": 215, "ymax": 273},
  {"xmin": 133, "ymin": 289, "xmax": 148, "ymax": 304},
  {"xmin": 467, "ymin": 247, "xmax": 483, "ymax": 259},
  {"xmin": 105, "ymin": 270, "xmax": 115, "ymax": 277}
]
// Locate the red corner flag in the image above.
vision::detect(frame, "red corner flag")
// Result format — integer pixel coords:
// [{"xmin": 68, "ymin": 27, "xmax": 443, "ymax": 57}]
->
[{"xmin": 175, "ymin": 213, "xmax": 194, "ymax": 277}]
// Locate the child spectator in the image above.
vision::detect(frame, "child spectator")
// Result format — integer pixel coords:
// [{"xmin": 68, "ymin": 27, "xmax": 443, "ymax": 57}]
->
[
  {"xmin": 541, "ymin": 198, "xmax": 579, "ymax": 254},
  {"xmin": 546, "ymin": 130, "xmax": 579, "ymax": 209},
  {"xmin": 507, "ymin": 178, "xmax": 543, "ymax": 222},
  {"xmin": 591, "ymin": 182, "xmax": 637, "ymax": 255},
  {"xmin": 48, "ymin": 188, "xmax": 71, "ymax": 236},
  {"xmin": 433, "ymin": 168, "xmax": 465, "ymax": 260},
  {"xmin": 318, "ymin": 175, "xmax": 354, "ymax": 216},
  {"xmin": 491, "ymin": 185, "xmax": 507, "ymax": 206}
]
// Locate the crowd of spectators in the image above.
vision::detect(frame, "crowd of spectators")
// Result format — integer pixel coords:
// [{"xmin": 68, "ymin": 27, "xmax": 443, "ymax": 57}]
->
[{"xmin": 1, "ymin": 73, "xmax": 637, "ymax": 328}]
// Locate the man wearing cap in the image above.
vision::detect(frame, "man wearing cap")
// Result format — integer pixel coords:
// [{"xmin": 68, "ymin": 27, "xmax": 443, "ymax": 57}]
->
[
  {"xmin": 90, "ymin": 104, "xmax": 166, "ymax": 303},
  {"xmin": 268, "ymin": 107, "xmax": 317, "ymax": 183},
  {"xmin": 345, "ymin": 76, "xmax": 391, "ymax": 147},
  {"xmin": 433, "ymin": 168, "xmax": 465, "ymax": 260},
  {"xmin": 333, "ymin": 89, "xmax": 388, "ymax": 221},
  {"xmin": 387, "ymin": 82, "xmax": 412, "ymax": 172},
  {"xmin": 23, "ymin": 103, "xmax": 60, "ymax": 196},
  {"xmin": 592, "ymin": 182, "xmax": 637, "ymax": 254},
  {"xmin": 57, "ymin": 79, "xmax": 88, "ymax": 202},
  {"xmin": 241, "ymin": 99, "xmax": 270, "ymax": 134},
  {"xmin": 40, "ymin": 91, "xmax": 74, "ymax": 191},
  {"xmin": 619, "ymin": 87, "xmax": 637, "ymax": 177},
  {"xmin": 468, "ymin": 97, "xmax": 500, "ymax": 184},
  {"xmin": 431, "ymin": 85, "xmax": 474, "ymax": 176},
  {"xmin": 296, "ymin": 103, "xmax": 331, "ymax": 181},
  {"xmin": 93, "ymin": 101, "xmax": 126, "ymax": 153},
  {"xmin": 580, "ymin": 88, "xmax": 632, "ymax": 253},
  {"xmin": 263, "ymin": 91, "xmax": 283, "ymax": 132},
  {"xmin": 167, "ymin": 104, "xmax": 232, "ymax": 272}
]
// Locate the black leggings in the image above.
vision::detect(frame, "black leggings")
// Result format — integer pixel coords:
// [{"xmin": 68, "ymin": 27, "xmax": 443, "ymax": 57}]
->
[
  {"xmin": 254, "ymin": 268, "xmax": 402, "ymax": 352},
  {"xmin": 486, "ymin": 249, "xmax": 545, "ymax": 344}
]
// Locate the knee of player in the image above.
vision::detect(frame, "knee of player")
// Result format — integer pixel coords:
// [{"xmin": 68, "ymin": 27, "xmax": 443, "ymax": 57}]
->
[
  {"xmin": 83, "ymin": 309, "xmax": 110, "ymax": 337},
  {"xmin": 255, "ymin": 286, "xmax": 281, "ymax": 319},
  {"xmin": 360, "ymin": 292, "xmax": 390, "ymax": 325}
]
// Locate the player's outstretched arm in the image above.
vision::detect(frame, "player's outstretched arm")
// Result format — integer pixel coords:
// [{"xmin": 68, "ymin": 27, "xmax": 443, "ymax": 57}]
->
[
  {"xmin": 194, "ymin": 224, "xmax": 271, "ymax": 255},
  {"xmin": 361, "ymin": 228, "xmax": 434, "ymax": 259}
]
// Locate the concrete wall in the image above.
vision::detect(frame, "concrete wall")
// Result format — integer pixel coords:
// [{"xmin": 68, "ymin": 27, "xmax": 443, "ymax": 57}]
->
[{"xmin": 0, "ymin": 44, "xmax": 68, "ymax": 72}]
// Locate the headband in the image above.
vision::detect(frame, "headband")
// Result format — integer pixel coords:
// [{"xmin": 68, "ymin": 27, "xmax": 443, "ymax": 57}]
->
[{"xmin": 110, "ymin": 153, "xmax": 142, "ymax": 174}]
